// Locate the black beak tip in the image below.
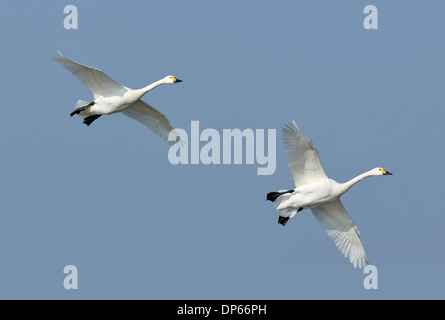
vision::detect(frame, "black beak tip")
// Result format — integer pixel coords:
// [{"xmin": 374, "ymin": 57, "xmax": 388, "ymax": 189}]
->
[{"xmin": 175, "ymin": 79, "xmax": 183, "ymax": 83}]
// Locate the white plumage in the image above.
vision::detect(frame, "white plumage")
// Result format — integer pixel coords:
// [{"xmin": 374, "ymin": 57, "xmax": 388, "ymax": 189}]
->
[
  {"xmin": 268, "ymin": 121, "xmax": 392, "ymax": 269},
  {"xmin": 52, "ymin": 51, "xmax": 182, "ymax": 145}
]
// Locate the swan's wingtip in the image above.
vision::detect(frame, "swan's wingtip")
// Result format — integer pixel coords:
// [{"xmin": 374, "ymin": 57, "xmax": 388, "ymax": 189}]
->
[
  {"xmin": 168, "ymin": 139, "xmax": 187, "ymax": 149},
  {"xmin": 281, "ymin": 120, "xmax": 299, "ymax": 132},
  {"xmin": 52, "ymin": 50, "xmax": 64, "ymax": 62}
]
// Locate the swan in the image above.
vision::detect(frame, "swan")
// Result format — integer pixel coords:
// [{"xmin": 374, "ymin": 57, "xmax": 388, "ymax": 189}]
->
[
  {"xmin": 267, "ymin": 121, "xmax": 392, "ymax": 269},
  {"xmin": 52, "ymin": 51, "xmax": 183, "ymax": 144}
]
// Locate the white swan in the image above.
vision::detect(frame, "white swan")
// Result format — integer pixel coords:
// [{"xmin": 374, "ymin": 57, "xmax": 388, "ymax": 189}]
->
[
  {"xmin": 52, "ymin": 51, "xmax": 182, "ymax": 144},
  {"xmin": 267, "ymin": 121, "xmax": 392, "ymax": 269}
]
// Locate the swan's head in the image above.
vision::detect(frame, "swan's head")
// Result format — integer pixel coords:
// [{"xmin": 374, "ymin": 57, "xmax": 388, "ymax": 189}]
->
[
  {"xmin": 373, "ymin": 167, "xmax": 393, "ymax": 176},
  {"xmin": 163, "ymin": 75, "xmax": 183, "ymax": 84}
]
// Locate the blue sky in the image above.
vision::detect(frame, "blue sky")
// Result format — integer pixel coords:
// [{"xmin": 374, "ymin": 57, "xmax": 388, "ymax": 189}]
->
[{"xmin": 0, "ymin": 1, "xmax": 444, "ymax": 299}]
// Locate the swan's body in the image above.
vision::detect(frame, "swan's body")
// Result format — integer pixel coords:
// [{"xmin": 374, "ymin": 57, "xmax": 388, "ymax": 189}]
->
[
  {"xmin": 52, "ymin": 51, "xmax": 182, "ymax": 144},
  {"xmin": 267, "ymin": 121, "xmax": 392, "ymax": 269}
]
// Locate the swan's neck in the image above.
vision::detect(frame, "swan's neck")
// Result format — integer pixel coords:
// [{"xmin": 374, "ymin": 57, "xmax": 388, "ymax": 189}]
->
[
  {"xmin": 136, "ymin": 79, "xmax": 165, "ymax": 98},
  {"xmin": 339, "ymin": 170, "xmax": 375, "ymax": 195}
]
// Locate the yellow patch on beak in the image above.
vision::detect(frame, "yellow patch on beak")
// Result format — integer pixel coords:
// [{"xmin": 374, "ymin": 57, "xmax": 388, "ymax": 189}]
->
[
  {"xmin": 381, "ymin": 169, "xmax": 387, "ymax": 175},
  {"xmin": 171, "ymin": 77, "xmax": 177, "ymax": 82}
]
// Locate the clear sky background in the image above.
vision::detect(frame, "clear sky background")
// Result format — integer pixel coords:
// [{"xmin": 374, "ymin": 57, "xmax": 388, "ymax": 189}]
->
[{"xmin": 0, "ymin": 1, "xmax": 444, "ymax": 299}]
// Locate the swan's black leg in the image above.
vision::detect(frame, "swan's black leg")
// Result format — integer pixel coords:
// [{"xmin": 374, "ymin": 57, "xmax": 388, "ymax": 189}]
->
[
  {"xmin": 70, "ymin": 101, "xmax": 95, "ymax": 117},
  {"xmin": 298, "ymin": 207, "xmax": 303, "ymax": 213},
  {"xmin": 83, "ymin": 115, "xmax": 101, "ymax": 126}
]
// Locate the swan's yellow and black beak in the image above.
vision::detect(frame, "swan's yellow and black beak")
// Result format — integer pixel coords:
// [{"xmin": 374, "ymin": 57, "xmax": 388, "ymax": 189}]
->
[
  {"xmin": 172, "ymin": 77, "xmax": 183, "ymax": 83},
  {"xmin": 381, "ymin": 169, "xmax": 393, "ymax": 175}
]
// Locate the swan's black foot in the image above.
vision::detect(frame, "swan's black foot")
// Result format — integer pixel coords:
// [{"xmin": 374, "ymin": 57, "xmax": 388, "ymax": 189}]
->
[
  {"xmin": 266, "ymin": 190, "xmax": 294, "ymax": 202},
  {"xmin": 278, "ymin": 208, "xmax": 303, "ymax": 227},
  {"xmin": 70, "ymin": 101, "xmax": 95, "ymax": 117},
  {"xmin": 83, "ymin": 114, "xmax": 101, "ymax": 126},
  {"xmin": 278, "ymin": 216, "xmax": 290, "ymax": 226}
]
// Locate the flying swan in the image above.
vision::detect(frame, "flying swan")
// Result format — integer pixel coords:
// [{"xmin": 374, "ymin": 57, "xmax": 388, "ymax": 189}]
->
[
  {"xmin": 52, "ymin": 51, "xmax": 182, "ymax": 144},
  {"xmin": 267, "ymin": 121, "xmax": 392, "ymax": 269}
]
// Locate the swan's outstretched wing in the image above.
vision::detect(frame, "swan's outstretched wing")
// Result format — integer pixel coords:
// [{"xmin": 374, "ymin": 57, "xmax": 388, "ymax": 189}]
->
[
  {"xmin": 122, "ymin": 100, "xmax": 181, "ymax": 145},
  {"xmin": 52, "ymin": 51, "xmax": 126, "ymax": 98},
  {"xmin": 311, "ymin": 200, "xmax": 368, "ymax": 269},
  {"xmin": 282, "ymin": 121, "xmax": 329, "ymax": 187}
]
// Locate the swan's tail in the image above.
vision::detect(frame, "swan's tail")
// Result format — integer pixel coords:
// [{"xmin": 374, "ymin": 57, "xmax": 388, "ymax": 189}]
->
[{"xmin": 266, "ymin": 190, "xmax": 294, "ymax": 202}]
